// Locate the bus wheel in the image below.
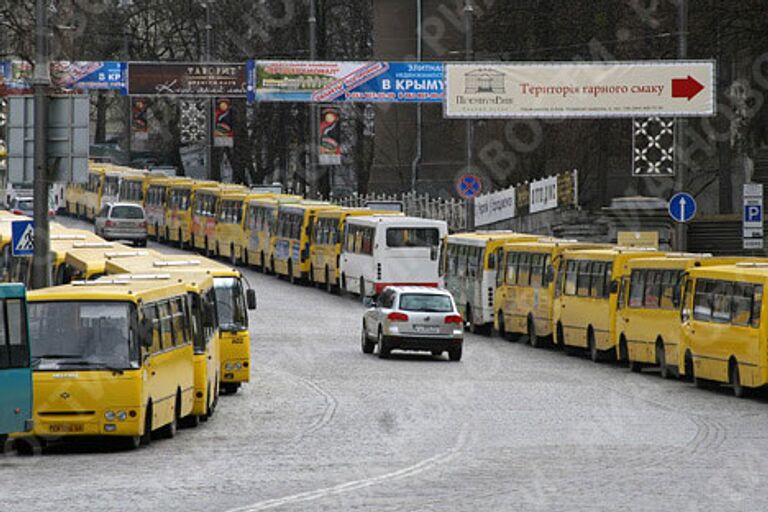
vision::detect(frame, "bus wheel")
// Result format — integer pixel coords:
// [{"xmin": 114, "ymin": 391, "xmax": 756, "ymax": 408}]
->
[
  {"xmin": 230, "ymin": 245, "xmax": 237, "ymax": 266},
  {"xmin": 222, "ymin": 383, "xmax": 240, "ymax": 395},
  {"xmin": 628, "ymin": 359, "xmax": 642, "ymax": 373},
  {"xmin": 588, "ymin": 328, "xmax": 601, "ymax": 363},
  {"xmin": 123, "ymin": 434, "xmax": 142, "ymax": 451},
  {"xmin": 288, "ymin": 261, "xmax": 296, "ymax": 284},
  {"xmin": 683, "ymin": 350, "xmax": 694, "ymax": 382},
  {"xmin": 497, "ymin": 312, "xmax": 510, "ymax": 341},
  {"xmin": 730, "ymin": 359, "xmax": 747, "ymax": 398},
  {"xmin": 0, "ymin": 435, "xmax": 8, "ymax": 454},
  {"xmin": 656, "ymin": 340, "xmax": 670, "ymax": 379},
  {"xmin": 270, "ymin": 258, "xmax": 276, "ymax": 275},
  {"xmin": 325, "ymin": 267, "xmax": 334, "ymax": 294},
  {"xmin": 259, "ymin": 253, "xmax": 266, "ymax": 273},
  {"xmin": 160, "ymin": 393, "xmax": 180, "ymax": 439},
  {"xmin": 141, "ymin": 403, "xmax": 153, "ymax": 446},
  {"xmin": 202, "ymin": 384, "xmax": 213, "ymax": 421},
  {"xmin": 528, "ymin": 317, "xmax": 542, "ymax": 348},
  {"xmin": 178, "ymin": 230, "xmax": 184, "ymax": 249}
]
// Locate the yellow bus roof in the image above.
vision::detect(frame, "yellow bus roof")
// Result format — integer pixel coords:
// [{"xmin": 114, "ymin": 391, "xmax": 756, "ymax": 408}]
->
[
  {"xmin": 65, "ymin": 244, "xmax": 134, "ymax": 272},
  {"xmin": 280, "ymin": 202, "xmax": 338, "ymax": 214},
  {"xmin": 624, "ymin": 254, "xmax": 759, "ymax": 271},
  {"xmin": 686, "ymin": 263, "xmax": 768, "ymax": 282},
  {"xmin": 564, "ymin": 247, "xmax": 663, "ymax": 260},
  {"xmin": 28, "ymin": 279, "xmax": 190, "ymax": 304},
  {"xmin": 105, "ymin": 271, "xmax": 215, "ymax": 293},
  {"xmin": 503, "ymin": 240, "xmax": 612, "ymax": 252},
  {"xmin": 316, "ymin": 207, "xmax": 403, "ymax": 220},
  {"xmin": 105, "ymin": 254, "xmax": 241, "ymax": 278}
]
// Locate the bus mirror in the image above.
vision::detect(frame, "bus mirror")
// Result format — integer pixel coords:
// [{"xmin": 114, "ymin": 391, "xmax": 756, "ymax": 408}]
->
[
  {"xmin": 140, "ymin": 318, "xmax": 153, "ymax": 348},
  {"xmin": 545, "ymin": 266, "xmax": 555, "ymax": 285},
  {"xmin": 246, "ymin": 289, "xmax": 257, "ymax": 310},
  {"xmin": 610, "ymin": 280, "xmax": 619, "ymax": 294},
  {"xmin": 363, "ymin": 297, "xmax": 375, "ymax": 308}
]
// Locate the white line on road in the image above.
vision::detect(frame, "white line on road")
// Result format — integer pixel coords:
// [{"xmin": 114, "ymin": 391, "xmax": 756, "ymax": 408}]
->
[{"xmin": 225, "ymin": 426, "xmax": 468, "ymax": 512}]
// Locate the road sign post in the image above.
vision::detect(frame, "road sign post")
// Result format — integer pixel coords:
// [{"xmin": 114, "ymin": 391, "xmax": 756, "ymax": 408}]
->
[{"xmin": 743, "ymin": 183, "xmax": 764, "ymax": 250}]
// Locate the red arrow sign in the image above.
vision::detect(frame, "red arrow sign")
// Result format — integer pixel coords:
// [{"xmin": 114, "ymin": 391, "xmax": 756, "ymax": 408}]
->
[{"xmin": 672, "ymin": 75, "xmax": 705, "ymax": 101}]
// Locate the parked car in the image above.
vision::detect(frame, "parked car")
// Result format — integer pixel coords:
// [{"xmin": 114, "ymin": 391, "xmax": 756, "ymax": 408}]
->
[
  {"xmin": 361, "ymin": 286, "xmax": 464, "ymax": 361},
  {"xmin": 8, "ymin": 196, "xmax": 34, "ymax": 217},
  {"xmin": 94, "ymin": 202, "xmax": 148, "ymax": 247}
]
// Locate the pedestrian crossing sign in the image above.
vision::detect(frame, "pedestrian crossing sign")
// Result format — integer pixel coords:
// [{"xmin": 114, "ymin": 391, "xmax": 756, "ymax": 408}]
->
[{"xmin": 11, "ymin": 220, "xmax": 34, "ymax": 256}]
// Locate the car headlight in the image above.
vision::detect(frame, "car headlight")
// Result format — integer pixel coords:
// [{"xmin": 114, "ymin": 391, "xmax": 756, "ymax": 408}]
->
[{"xmin": 104, "ymin": 410, "xmax": 116, "ymax": 421}]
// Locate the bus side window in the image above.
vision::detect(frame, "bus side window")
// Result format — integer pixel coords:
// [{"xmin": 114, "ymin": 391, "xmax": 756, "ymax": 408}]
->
[
  {"xmin": 564, "ymin": 260, "xmax": 577, "ymax": 296},
  {"xmin": 148, "ymin": 305, "xmax": 162, "ymax": 354},
  {"xmin": 732, "ymin": 284, "xmax": 753, "ymax": 327},
  {"xmin": 6, "ymin": 299, "xmax": 27, "ymax": 369},
  {"xmin": 680, "ymin": 276, "xmax": 692, "ymax": 322}
]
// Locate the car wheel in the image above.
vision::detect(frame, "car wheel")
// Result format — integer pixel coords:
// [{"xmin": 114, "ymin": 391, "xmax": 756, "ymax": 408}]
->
[
  {"xmin": 449, "ymin": 345, "xmax": 463, "ymax": 362},
  {"xmin": 377, "ymin": 330, "xmax": 390, "ymax": 359},
  {"xmin": 361, "ymin": 323, "xmax": 375, "ymax": 354}
]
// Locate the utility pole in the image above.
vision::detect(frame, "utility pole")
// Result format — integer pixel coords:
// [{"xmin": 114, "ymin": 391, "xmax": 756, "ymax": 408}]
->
[
  {"xmin": 674, "ymin": 0, "xmax": 688, "ymax": 251},
  {"xmin": 123, "ymin": 23, "xmax": 131, "ymax": 163},
  {"xmin": 31, "ymin": 0, "xmax": 50, "ymax": 289},
  {"xmin": 464, "ymin": 0, "xmax": 474, "ymax": 176},
  {"xmin": 204, "ymin": 1, "xmax": 215, "ymax": 181},
  {"xmin": 411, "ymin": 0, "xmax": 423, "ymax": 194},
  {"xmin": 308, "ymin": 0, "xmax": 318, "ymax": 197}
]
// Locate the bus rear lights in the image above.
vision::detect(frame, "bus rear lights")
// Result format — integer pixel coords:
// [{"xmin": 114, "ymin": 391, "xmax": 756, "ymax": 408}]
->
[{"xmin": 129, "ymin": 410, "xmax": 137, "ymax": 418}]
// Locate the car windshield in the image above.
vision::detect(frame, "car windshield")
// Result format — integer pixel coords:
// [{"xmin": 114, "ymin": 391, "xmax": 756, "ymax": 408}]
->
[
  {"xmin": 17, "ymin": 199, "xmax": 34, "ymax": 210},
  {"xmin": 399, "ymin": 294, "xmax": 453, "ymax": 312},
  {"xmin": 28, "ymin": 301, "xmax": 138, "ymax": 370},
  {"xmin": 111, "ymin": 205, "xmax": 145, "ymax": 219},
  {"xmin": 213, "ymin": 277, "xmax": 248, "ymax": 331}
]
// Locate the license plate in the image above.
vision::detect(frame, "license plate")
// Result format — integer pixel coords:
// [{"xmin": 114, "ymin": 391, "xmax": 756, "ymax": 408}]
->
[
  {"xmin": 49, "ymin": 424, "xmax": 84, "ymax": 433},
  {"xmin": 413, "ymin": 325, "xmax": 439, "ymax": 334}
]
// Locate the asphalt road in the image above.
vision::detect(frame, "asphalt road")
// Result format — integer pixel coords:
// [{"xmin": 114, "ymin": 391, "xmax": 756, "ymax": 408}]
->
[{"xmin": 3, "ymin": 217, "xmax": 768, "ymax": 511}]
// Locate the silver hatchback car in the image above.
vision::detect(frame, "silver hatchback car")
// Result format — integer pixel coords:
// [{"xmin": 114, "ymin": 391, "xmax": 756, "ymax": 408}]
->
[
  {"xmin": 362, "ymin": 286, "xmax": 464, "ymax": 361},
  {"xmin": 94, "ymin": 203, "xmax": 148, "ymax": 247}
]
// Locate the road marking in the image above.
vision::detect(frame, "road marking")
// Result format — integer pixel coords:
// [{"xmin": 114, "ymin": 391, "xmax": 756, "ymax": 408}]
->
[{"xmin": 225, "ymin": 427, "xmax": 468, "ymax": 512}]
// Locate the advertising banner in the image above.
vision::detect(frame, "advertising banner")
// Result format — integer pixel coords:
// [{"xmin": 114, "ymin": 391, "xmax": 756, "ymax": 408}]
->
[
  {"xmin": 213, "ymin": 98, "xmax": 234, "ymax": 148},
  {"xmin": 529, "ymin": 176, "xmax": 559, "ymax": 214},
  {"xmin": 131, "ymin": 98, "xmax": 150, "ymax": 141},
  {"xmin": 128, "ymin": 63, "xmax": 247, "ymax": 97},
  {"xmin": 248, "ymin": 60, "xmax": 444, "ymax": 103},
  {"xmin": 445, "ymin": 61, "xmax": 716, "ymax": 118},
  {"xmin": 1, "ymin": 61, "xmax": 126, "ymax": 94},
  {"xmin": 319, "ymin": 107, "xmax": 342, "ymax": 166},
  {"xmin": 474, "ymin": 187, "xmax": 516, "ymax": 227}
]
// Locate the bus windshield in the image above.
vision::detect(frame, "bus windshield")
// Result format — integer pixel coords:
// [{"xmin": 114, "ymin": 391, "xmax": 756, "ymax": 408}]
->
[
  {"xmin": 386, "ymin": 228, "xmax": 440, "ymax": 248},
  {"xmin": 28, "ymin": 301, "xmax": 139, "ymax": 371},
  {"xmin": 213, "ymin": 278, "xmax": 248, "ymax": 331}
]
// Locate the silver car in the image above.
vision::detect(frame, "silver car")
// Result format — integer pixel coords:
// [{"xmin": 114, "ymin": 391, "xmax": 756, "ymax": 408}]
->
[
  {"xmin": 361, "ymin": 286, "xmax": 464, "ymax": 361},
  {"xmin": 94, "ymin": 203, "xmax": 148, "ymax": 247}
]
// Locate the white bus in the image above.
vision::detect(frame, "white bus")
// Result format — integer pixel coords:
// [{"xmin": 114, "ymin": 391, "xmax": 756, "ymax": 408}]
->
[{"xmin": 339, "ymin": 216, "xmax": 448, "ymax": 297}]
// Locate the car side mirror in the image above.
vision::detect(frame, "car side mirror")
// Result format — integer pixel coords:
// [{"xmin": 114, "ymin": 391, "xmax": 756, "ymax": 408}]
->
[
  {"xmin": 610, "ymin": 280, "xmax": 619, "ymax": 294},
  {"xmin": 363, "ymin": 297, "xmax": 375, "ymax": 308},
  {"xmin": 246, "ymin": 289, "xmax": 257, "ymax": 310}
]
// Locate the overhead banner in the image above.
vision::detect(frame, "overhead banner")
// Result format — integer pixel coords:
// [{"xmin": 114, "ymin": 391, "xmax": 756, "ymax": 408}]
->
[
  {"xmin": 445, "ymin": 61, "xmax": 716, "ymax": 118},
  {"xmin": 128, "ymin": 63, "xmax": 247, "ymax": 97},
  {"xmin": 319, "ymin": 107, "xmax": 342, "ymax": 166},
  {"xmin": 213, "ymin": 98, "xmax": 234, "ymax": 148},
  {"xmin": 247, "ymin": 60, "xmax": 444, "ymax": 103},
  {"xmin": 1, "ymin": 61, "xmax": 126, "ymax": 95},
  {"xmin": 474, "ymin": 187, "xmax": 516, "ymax": 227}
]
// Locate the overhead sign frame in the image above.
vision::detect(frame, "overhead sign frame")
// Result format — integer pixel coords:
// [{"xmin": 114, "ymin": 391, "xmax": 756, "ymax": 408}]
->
[{"xmin": 444, "ymin": 60, "xmax": 716, "ymax": 119}]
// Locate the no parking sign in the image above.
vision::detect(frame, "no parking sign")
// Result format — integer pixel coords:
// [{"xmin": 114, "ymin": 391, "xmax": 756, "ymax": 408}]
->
[{"xmin": 456, "ymin": 174, "xmax": 482, "ymax": 200}]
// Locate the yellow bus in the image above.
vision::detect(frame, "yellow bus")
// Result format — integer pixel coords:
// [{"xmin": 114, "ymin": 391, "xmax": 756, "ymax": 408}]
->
[
  {"xmin": 145, "ymin": 176, "xmax": 174, "ymax": 240},
  {"xmin": 679, "ymin": 263, "xmax": 768, "ymax": 397},
  {"xmin": 214, "ymin": 189, "xmax": 251, "ymax": 265},
  {"xmin": 553, "ymin": 247, "xmax": 663, "ymax": 361},
  {"xmin": 25, "ymin": 279, "xmax": 196, "ymax": 449},
  {"xmin": 616, "ymin": 254, "xmax": 751, "ymax": 377},
  {"xmin": 272, "ymin": 202, "xmax": 338, "ymax": 283},
  {"xmin": 495, "ymin": 239, "xmax": 609, "ymax": 345},
  {"xmin": 442, "ymin": 232, "xmax": 540, "ymax": 334},
  {"xmin": 309, "ymin": 207, "xmax": 402, "ymax": 293},
  {"xmin": 105, "ymin": 255, "xmax": 257, "ymax": 394},
  {"xmin": 108, "ymin": 271, "xmax": 221, "ymax": 422},
  {"xmin": 118, "ymin": 170, "xmax": 150, "ymax": 207},
  {"xmin": 190, "ymin": 187, "xmax": 222, "ymax": 255},
  {"xmin": 82, "ymin": 166, "xmax": 107, "ymax": 220},
  {"xmin": 243, "ymin": 196, "xmax": 301, "ymax": 272},
  {"xmin": 64, "ymin": 242, "xmax": 136, "ymax": 281},
  {"xmin": 64, "ymin": 182, "xmax": 85, "ymax": 216},
  {"xmin": 166, "ymin": 180, "xmax": 218, "ymax": 248}
]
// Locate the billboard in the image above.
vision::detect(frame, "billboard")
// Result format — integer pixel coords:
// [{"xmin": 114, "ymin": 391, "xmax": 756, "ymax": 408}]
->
[
  {"xmin": 319, "ymin": 107, "xmax": 342, "ymax": 166},
  {"xmin": 445, "ymin": 61, "xmax": 716, "ymax": 118},
  {"xmin": 248, "ymin": 61, "xmax": 444, "ymax": 103},
  {"xmin": 0, "ymin": 61, "xmax": 126, "ymax": 94},
  {"xmin": 213, "ymin": 98, "xmax": 234, "ymax": 148},
  {"xmin": 128, "ymin": 63, "xmax": 247, "ymax": 97}
]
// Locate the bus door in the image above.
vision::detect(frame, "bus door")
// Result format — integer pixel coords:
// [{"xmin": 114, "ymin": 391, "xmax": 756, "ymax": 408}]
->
[{"xmin": 0, "ymin": 296, "xmax": 32, "ymax": 438}]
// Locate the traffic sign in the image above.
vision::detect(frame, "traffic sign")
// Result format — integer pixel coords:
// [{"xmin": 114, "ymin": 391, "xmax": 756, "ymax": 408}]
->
[
  {"xmin": 457, "ymin": 174, "xmax": 482, "ymax": 199},
  {"xmin": 743, "ymin": 183, "xmax": 764, "ymax": 250},
  {"xmin": 11, "ymin": 220, "xmax": 34, "ymax": 256},
  {"xmin": 668, "ymin": 192, "xmax": 697, "ymax": 223}
]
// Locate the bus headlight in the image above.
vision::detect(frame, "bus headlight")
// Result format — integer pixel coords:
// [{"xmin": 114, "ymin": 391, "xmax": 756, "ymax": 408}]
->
[
  {"xmin": 225, "ymin": 363, "xmax": 233, "ymax": 371},
  {"xmin": 104, "ymin": 410, "xmax": 116, "ymax": 421},
  {"xmin": 117, "ymin": 411, "xmax": 127, "ymax": 422},
  {"xmin": 234, "ymin": 363, "xmax": 242, "ymax": 370}
]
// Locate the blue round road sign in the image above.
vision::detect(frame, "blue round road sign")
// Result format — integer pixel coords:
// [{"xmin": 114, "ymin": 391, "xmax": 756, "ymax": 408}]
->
[
  {"xmin": 668, "ymin": 192, "xmax": 697, "ymax": 223},
  {"xmin": 457, "ymin": 174, "xmax": 482, "ymax": 199}
]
